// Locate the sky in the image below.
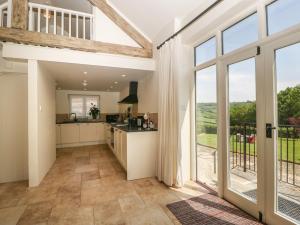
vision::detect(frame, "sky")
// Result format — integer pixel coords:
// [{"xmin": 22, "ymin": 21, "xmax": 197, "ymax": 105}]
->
[{"xmin": 196, "ymin": 0, "xmax": 300, "ymax": 104}]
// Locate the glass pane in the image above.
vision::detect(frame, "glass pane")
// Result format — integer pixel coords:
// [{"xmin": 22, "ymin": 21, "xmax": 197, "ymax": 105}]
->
[
  {"xmin": 196, "ymin": 65, "xmax": 218, "ymax": 190},
  {"xmin": 222, "ymin": 13, "xmax": 258, "ymax": 54},
  {"xmin": 275, "ymin": 42, "xmax": 300, "ymax": 222},
  {"xmin": 70, "ymin": 96, "xmax": 84, "ymax": 117},
  {"xmin": 267, "ymin": 0, "xmax": 300, "ymax": 35},
  {"xmin": 195, "ymin": 37, "xmax": 216, "ymax": 65},
  {"xmin": 228, "ymin": 58, "xmax": 257, "ymax": 202}
]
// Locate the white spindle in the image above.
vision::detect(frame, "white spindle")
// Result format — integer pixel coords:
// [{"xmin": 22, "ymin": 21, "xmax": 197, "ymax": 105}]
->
[
  {"xmin": 61, "ymin": 12, "xmax": 64, "ymax": 36},
  {"xmin": 83, "ymin": 16, "xmax": 85, "ymax": 40},
  {"xmin": 28, "ymin": 6, "xmax": 33, "ymax": 31},
  {"xmin": 0, "ymin": 10, "xmax": 2, "ymax": 27},
  {"xmin": 76, "ymin": 14, "xmax": 78, "ymax": 38},
  {"xmin": 7, "ymin": 0, "xmax": 12, "ymax": 27},
  {"xmin": 37, "ymin": 7, "xmax": 40, "ymax": 32},
  {"xmin": 45, "ymin": 9, "xmax": 49, "ymax": 33},
  {"xmin": 69, "ymin": 13, "xmax": 71, "ymax": 37},
  {"xmin": 53, "ymin": 10, "xmax": 56, "ymax": 34},
  {"xmin": 90, "ymin": 16, "xmax": 93, "ymax": 40}
]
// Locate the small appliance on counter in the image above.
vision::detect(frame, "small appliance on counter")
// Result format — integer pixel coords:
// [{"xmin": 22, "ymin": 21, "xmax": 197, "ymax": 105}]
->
[
  {"xmin": 106, "ymin": 114, "xmax": 119, "ymax": 123},
  {"xmin": 137, "ymin": 116, "xmax": 143, "ymax": 127}
]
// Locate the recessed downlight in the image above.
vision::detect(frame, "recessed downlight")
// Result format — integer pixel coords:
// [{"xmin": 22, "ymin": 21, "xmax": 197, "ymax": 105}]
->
[
  {"xmin": 121, "ymin": 74, "xmax": 126, "ymax": 77},
  {"xmin": 83, "ymin": 71, "xmax": 87, "ymax": 75},
  {"xmin": 110, "ymin": 86, "xmax": 113, "ymax": 89},
  {"xmin": 114, "ymin": 81, "xmax": 118, "ymax": 84}
]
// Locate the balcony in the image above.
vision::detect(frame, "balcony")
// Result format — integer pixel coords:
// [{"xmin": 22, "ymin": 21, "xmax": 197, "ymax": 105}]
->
[{"xmin": 0, "ymin": 0, "xmax": 152, "ymax": 58}]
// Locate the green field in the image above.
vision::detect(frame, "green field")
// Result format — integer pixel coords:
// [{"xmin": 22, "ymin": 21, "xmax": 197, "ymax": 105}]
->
[
  {"xmin": 197, "ymin": 133, "xmax": 300, "ymax": 163},
  {"xmin": 196, "ymin": 103, "xmax": 300, "ymax": 163}
]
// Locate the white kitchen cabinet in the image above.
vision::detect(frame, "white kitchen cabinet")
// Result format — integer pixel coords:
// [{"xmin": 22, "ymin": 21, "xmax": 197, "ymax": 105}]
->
[
  {"xmin": 61, "ymin": 123, "xmax": 80, "ymax": 144},
  {"xmin": 121, "ymin": 131, "xmax": 127, "ymax": 169},
  {"xmin": 96, "ymin": 123, "xmax": 105, "ymax": 142},
  {"xmin": 56, "ymin": 125, "xmax": 61, "ymax": 145},
  {"xmin": 79, "ymin": 123, "xmax": 98, "ymax": 142}
]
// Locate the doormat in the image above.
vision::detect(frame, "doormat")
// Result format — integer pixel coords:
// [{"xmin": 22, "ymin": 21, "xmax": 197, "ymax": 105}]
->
[{"xmin": 167, "ymin": 193, "xmax": 262, "ymax": 225}]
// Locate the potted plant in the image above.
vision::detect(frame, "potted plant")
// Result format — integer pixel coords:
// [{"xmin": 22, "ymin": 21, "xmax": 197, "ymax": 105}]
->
[{"xmin": 89, "ymin": 103, "xmax": 100, "ymax": 120}]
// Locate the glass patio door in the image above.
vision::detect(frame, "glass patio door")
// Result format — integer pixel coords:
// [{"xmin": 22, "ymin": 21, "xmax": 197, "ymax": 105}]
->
[
  {"xmin": 220, "ymin": 47, "xmax": 264, "ymax": 218},
  {"xmin": 264, "ymin": 32, "xmax": 300, "ymax": 225}
]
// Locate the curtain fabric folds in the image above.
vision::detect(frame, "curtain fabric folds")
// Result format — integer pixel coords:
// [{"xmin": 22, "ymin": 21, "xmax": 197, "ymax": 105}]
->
[{"xmin": 157, "ymin": 37, "xmax": 183, "ymax": 187}]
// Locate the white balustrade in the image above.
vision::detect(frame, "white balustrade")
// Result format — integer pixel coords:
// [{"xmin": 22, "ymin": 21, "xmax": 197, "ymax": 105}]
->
[
  {"xmin": 0, "ymin": 1, "xmax": 8, "ymax": 27},
  {"xmin": 28, "ymin": 2, "xmax": 94, "ymax": 40}
]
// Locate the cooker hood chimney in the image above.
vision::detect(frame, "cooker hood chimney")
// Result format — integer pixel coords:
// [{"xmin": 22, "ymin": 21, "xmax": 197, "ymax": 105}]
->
[{"xmin": 118, "ymin": 81, "xmax": 138, "ymax": 104}]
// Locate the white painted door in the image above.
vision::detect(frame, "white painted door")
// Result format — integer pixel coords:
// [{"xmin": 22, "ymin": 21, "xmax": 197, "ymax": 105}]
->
[
  {"xmin": 220, "ymin": 47, "xmax": 264, "ymax": 219},
  {"xmin": 264, "ymin": 31, "xmax": 300, "ymax": 225}
]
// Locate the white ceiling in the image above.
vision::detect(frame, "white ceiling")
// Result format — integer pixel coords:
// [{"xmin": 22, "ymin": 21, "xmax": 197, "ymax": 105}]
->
[
  {"xmin": 108, "ymin": 0, "xmax": 209, "ymax": 40},
  {"xmin": 40, "ymin": 61, "xmax": 150, "ymax": 92}
]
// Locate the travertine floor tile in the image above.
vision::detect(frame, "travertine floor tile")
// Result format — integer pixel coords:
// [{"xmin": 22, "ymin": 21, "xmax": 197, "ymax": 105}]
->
[
  {"xmin": 48, "ymin": 206, "xmax": 93, "ymax": 225},
  {"xmin": 0, "ymin": 145, "xmax": 211, "ymax": 225},
  {"xmin": 17, "ymin": 201, "xmax": 53, "ymax": 225},
  {"xmin": 0, "ymin": 206, "xmax": 26, "ymax": 225}
]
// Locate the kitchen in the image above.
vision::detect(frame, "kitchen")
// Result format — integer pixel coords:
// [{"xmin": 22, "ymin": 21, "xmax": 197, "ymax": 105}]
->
[{"xmin": 54, "ymin": 68, "xmax": 158, "ymax": 181}]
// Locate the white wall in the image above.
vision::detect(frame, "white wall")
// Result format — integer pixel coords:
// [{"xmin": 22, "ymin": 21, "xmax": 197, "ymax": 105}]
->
[
  {"xmin": 28, "ymin": 60, "xmax": 56, "ymax": 187},
  {"xmin": 0, "ymin": 74, "xmax": 28, "ymax": 183},
  {"xmin": 56, "ymin": 90, "xmax": 120, "ymax": 114},
  {"xmin": 93, "ymin": 6, "xmax": 140, "ymax": 48}
]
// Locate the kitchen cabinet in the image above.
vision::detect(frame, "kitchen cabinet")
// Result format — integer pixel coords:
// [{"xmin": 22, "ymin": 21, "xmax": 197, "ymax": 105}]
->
[
  {"xmin": 56, "ymin": 125, "xmax": 61, "ymax": 145},
  {"xmin": 121, "ymin": 131, "xmax": 127, "ymax": 168},
  {"xmin": 57, "ymin": 122, "xmax": 105, "ymax": 147},
  {"xmin": 60, "ymin": 123, "xmax": 80, "ymax": 144},
  {"xmin": 80, "ymin": 123, "xmax": 98, "ymax": 142}
]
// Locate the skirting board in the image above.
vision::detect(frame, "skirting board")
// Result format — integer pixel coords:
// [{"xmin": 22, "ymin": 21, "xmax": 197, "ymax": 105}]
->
[{"xmin": 56, "ymin": 140, "xmax": 106, "ymax": 148}]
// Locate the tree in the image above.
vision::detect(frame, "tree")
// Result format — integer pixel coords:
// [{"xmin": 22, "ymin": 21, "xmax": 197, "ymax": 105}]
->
[
  {"xmin": 277, "ymin": 85, "xmax": 300, "ymax": 125},
  {"xmin": 230, "ymin": 102, "xmax": 256, "ymax": 125}
]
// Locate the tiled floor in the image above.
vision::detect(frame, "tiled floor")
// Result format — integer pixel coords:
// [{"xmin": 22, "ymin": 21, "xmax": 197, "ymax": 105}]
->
[{"xmin": 0, "ymin": 144, "xmax": 209, "ymax": 225}]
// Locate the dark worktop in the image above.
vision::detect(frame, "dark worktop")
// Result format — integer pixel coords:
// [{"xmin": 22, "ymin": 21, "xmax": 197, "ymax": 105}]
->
[
  {"xmin": 56, "ymin": 119, "xmax": 105, "ymax": 124},
  {"xmin": 110, "ymin": 123, "xmax": 158, "ymax": 133}
]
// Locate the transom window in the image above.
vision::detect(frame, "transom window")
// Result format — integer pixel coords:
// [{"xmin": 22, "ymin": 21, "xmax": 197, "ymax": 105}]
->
[
  {"xmin": 69, "ymin": 95, "xmax": 100, "ymax": 117},
  {"xmin": 195, "ymin": 37, "xmax": 216, "ymax": 66},
  {"xmin": 222, "ymin": 13, "xmax": 258, "ymax": 54},
  {"xmin": 267, "ymin": 0, "xmax": 300, "ymax": 35}
]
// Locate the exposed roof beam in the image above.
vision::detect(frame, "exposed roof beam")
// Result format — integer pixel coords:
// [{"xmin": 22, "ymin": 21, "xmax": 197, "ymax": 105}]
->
[
  {"xmin": 0, "ymin": 28, "xmax": 152, "ymax": 58},
  {"xmin": 88, "ymin": 0, "xmax": 152, "ymax": 50}
]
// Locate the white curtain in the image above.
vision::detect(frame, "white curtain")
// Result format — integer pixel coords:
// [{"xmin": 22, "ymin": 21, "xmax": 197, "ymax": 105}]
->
[{"xmin": 157, "ymin": 37, "xmax": 184, "ymax": 187}]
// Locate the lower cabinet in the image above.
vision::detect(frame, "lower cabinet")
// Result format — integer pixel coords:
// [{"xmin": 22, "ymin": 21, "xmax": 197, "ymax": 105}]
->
[
  {"xmin": 60, "ymin": 124, "xmax": 80, "ymax": 144},
  {"xmin": 58, "ymin": 122, "xmax": 105, "ymax": 147},
  {"xmin": 121, "ymin": 131, "xmax": 127, "ymax": 169}
]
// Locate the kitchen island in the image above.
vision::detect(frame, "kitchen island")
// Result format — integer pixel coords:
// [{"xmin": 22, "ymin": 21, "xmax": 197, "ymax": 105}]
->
[{"xmin": 105, "ymin": 123, "xmax": 158, "ymax": 180}]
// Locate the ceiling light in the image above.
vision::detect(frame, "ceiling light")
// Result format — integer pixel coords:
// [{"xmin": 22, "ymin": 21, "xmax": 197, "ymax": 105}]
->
[
  {"xmin": 83, "ymin": 72, "xmax": 87, "ymax": 75},
  {"xmin": 110, "ymin": 86, "xmax": 113, "ymax": 89},
  {"xmin": 114, "ymin": 81, "xmax": 118, "ymax": 84},
  {"xmin": 121, "ymin": 74, "xmax": 126, "ymax": 77}
]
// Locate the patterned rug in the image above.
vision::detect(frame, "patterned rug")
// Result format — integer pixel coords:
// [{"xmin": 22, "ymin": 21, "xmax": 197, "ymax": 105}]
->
[{"xmin": 167, "ymin": 193, "xmax": 262, "ymax": 225}]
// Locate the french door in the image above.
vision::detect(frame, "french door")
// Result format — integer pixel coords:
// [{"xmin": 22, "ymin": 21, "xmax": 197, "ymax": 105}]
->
[
  {"xmin": 220, "ymin": 47, "xmax": 264, "ymax": 219},
  {"xmin": 219, "ymin": 32, "xmax": 300, "ymax": 225},
  {"xmin": 264, "ymin": 31, "xmax": 300, "ymax": 225}
]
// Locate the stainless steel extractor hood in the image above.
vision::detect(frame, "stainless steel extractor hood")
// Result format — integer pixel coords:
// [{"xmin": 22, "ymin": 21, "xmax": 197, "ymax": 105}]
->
[{"xmin": 118, "ymin": 81, "xmax": 138, "ymax": 104}]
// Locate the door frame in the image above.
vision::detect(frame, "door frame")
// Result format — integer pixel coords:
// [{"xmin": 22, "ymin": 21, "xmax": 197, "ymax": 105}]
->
[
  {"xmin": 264, "ymin": 30, "xmax": 300, "ymax": 225},
  {"xmin": 219, "ymin": 47, "xmax": 265, "ymax": 220}
]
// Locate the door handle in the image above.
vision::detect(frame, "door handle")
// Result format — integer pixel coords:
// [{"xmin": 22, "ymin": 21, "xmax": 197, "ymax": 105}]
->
[{"xmin": 266, "ymin": 123, "xmax": 276, "ymax": 138}]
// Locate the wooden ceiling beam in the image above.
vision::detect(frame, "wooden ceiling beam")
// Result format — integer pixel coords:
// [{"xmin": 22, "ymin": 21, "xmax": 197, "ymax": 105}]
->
[
  {"xmin": 0, "ymin": 27, "xmax": 152, "ymax": 58},
  {"xmin": 11, "ymin": 0, "xmax": 28, "ymax": 30},
  {"xmin": 88, "ymin": 0, "xmax": 152, "ymax": 50}
]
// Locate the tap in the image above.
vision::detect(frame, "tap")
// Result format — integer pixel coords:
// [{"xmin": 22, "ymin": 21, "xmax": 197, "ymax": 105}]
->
[{"xmin": 70, "ymin": 113, "xmax": 77, "ymax": 122}]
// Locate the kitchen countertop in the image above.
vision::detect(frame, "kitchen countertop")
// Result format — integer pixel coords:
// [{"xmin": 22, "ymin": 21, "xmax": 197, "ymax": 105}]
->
[
  {"xmin": 110, "ymin": 123, "xmax": 158, "ymax": 132},
  {"xmin": 56, "ymin": 119, "xmax": 105, "ymax": 124}
]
